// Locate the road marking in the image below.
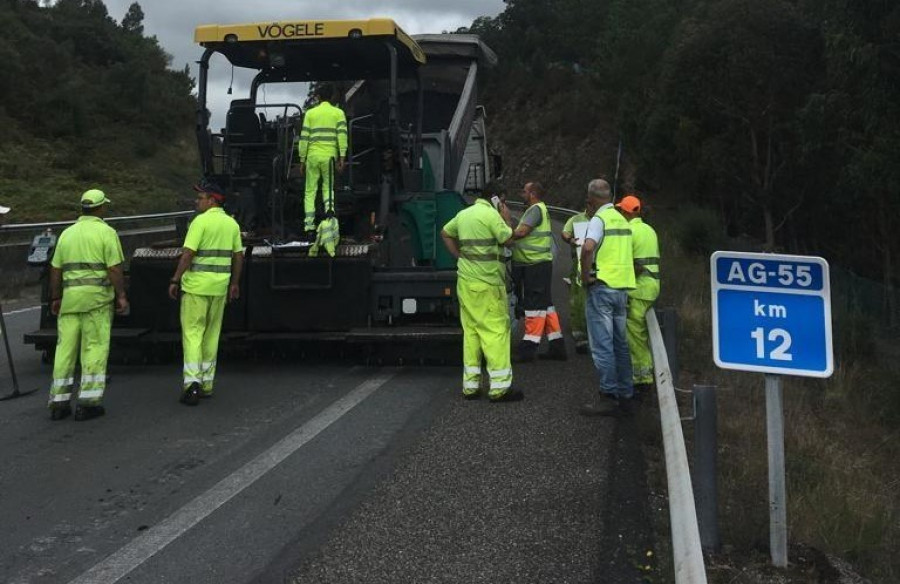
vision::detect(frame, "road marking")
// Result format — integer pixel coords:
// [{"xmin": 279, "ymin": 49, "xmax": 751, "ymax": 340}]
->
[
  {"xmin": 3, "ymin": 305, "xmax": 40, "ymax": 316},
  {"xmin": 68, "ymin": 369, "xmax": 399, "ymax": 584}
]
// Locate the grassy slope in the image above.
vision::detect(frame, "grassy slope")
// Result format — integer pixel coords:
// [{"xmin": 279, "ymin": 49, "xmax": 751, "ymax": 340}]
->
[{"xmin": 0, "ymin": 123, "xmax": 198, "ymax": 223}]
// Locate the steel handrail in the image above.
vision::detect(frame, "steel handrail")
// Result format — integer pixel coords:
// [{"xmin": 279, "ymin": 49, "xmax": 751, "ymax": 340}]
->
[{"xmin": 0, "ymin": 211, "xmax": 194, "ymax": 233}]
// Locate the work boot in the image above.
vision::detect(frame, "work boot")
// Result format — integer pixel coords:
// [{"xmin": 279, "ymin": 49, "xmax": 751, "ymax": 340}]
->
[
  {"xmin": 50, "ymin": 404, "xmax": 72, "ymax": 421},
  {"xmin": 578, "ymin": 393, "xmax": 620, "ymax": 417},
  {"xmin": 490, "ymin": 388, "xmax": 525, "ymax": 403},
  {"xmin": 512, "ymin": 342, "xmax": 538, "ymax": 363},
  {"xmin": 462, "ymin": 391, "xmax": 480, "ymax": 401},
  {"xmin": 74, "ymin": 405, "xmax": 105, "ymax": 421},
  {"xmin": 180, "ymin": 382, "xmax": 201, "ymax": 406},
  {"xmin": 539, "ymin": 339, "xmax": 568, "ymax": 361},
  {"xmin": 575, "ymin": 340, "xmax": 590, "ymax": 355}
]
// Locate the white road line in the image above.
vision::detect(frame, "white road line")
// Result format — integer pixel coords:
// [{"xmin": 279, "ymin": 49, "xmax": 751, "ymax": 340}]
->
[
  {"xmin": 2, "ymin": 305, "xmax": 40, "ymax": 316},
  {"xmin": 68, "ymin": 369, "xmax": 399, "ymax": 584}
]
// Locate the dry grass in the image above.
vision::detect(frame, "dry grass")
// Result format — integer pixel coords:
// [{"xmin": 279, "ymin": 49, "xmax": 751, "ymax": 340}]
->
[{"xmin": 657, "ymin": 210, "xmax": 900, "ymax": 582}]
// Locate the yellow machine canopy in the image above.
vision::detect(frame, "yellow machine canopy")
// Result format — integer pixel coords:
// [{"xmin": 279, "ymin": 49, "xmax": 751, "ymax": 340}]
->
[{"xmin": 194, "ymin": 18, "xmax": 426, "ymax": 81}]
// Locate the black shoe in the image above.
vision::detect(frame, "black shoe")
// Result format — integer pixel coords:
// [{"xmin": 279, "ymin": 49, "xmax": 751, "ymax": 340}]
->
[
  {"xmin": 490, "ymin": 388, "xmax": 525, "ymax": 403},
  {"xmin": 462, "ymin": 391, "xmax": 480, "ymax": 401},
  {"xmin": 50, "ymin": 405, "xmax": 72, "ymax": 421},
  {"xmin": 180, "ymin": 383, "xmax": 200, "ymax": 406},
  {"xmin": 512, "ymin": 343, "xmax": 537, "ymax": 363},
  {"xmin": 74, "ymin": 405, "xmax": 105, "ymax": 421},
  {"xmin": 578, "ymin": 401, "xmax": 619, "ymax": 417},
  {"xmin": 575, "ymin": 341, "xmax": 590, "ymax": 355}
]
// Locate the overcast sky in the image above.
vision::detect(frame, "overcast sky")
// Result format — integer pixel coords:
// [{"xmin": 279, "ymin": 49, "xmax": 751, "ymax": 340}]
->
[{"xmin": 100, "ymin": 0, "xmax": 505, "ymax": 128}]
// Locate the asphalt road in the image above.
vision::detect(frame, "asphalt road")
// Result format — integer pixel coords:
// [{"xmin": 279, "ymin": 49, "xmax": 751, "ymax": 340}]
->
[{"xmin": 0, "ymin": 221, "xmax": 658, "ymax": 584}]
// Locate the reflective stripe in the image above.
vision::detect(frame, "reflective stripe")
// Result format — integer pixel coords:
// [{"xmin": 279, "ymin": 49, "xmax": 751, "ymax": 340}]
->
[
  {"xmin": 63, "ymin": 278, "xmax": 110, "ymax": 288},
  {"xmin": 201, "ymin": 361, "xmax": 217, "ymax": 369},
  {"xmin": 78, "ymin": 389, "xmax": 104, "ymax": 399},
  {"xmin": 52, "ymin": 377, "xmax": 75, "ymax": 388},
  {"xmin": 183, "ymin": 363, "xmax": 201, "ymax": 371},
  {"xmin": 464, "ymin": 366, "xmax": 481, "ymax": 374},
  {"xmin": 635, "ymin": 257, "xmax": 660, "ymax": 266},
  {"xmin": 546, "ymin": 306, "xmax": 557, "ymax": 314},
  {"xmin": 309, "ymin": 127, "xmax": 338, "ymax": 134},
  {"xmin": 524, "ymin": 310, "xmax": 546, "ymax": 318},
  {"xmin": 604, "ymin": 228, "xmax": 632, "ymax": 236},
  {"xmin": 190, "ymin": 263, "xmax": 231, "ymax": 274},
  {"xmin": 490, "ymin": 379, "xmax": 512, "ymax": 390},
  {"xmin": 80, "ymin": 374, "xmax": 106, "ymax": 384},
  {"xmin": 195, "ymin": 249, "xmax": 232, "ymax": 258},
  {"xmin": 308, "ymin": 136, "xmax": 339, "ymax": 143},
  {"xmin": 62, "ymin": 262, "xmax": 106, "ymax": 271},
  {"xmin": 516, "ymin": 243, "xmax": 551, "ymax": 252},
  {"xmin": 526, "ymin": 231, "xmax": 552, "ymax": 238},
  {"xmin": 459, "ymin": 251, "xmax": 498, "ymax": 262},
  {"xmin": 458, "ymin": 238, "xmax": 497, "ymax": 246},
  {"xmin": 523, "ymin": 334, "xmax": 541, "ymax": 343},
  {"xmin": 464, "ymin": 380, "xmax": 480, "ymax": 389},
  {"xmin": 489, "ymin": 369, "xmax": 511, "ymax": 378},
  {"xmin": 642, "ymin": 272, "xmax": 661, "ymax": 279},
  {"xmin": 547, "ymin": 331, "xmax": 564, "ymax": 341},
  {"xmin": 183, "ymin": 375, "xmax": 201, "ymax": 384},
  {"xmin": 336, "ymin": 121, "xmax": 347, "ymax": 127},
  {"xmin": 50, "ymin": 393, "xmax": 72, "ymax": 402}
]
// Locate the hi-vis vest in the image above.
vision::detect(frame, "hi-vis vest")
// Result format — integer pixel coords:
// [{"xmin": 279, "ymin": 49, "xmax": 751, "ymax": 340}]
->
[
  {"xmin": 512, "ymin": 202, "xmax": 552, "ymax": 264},
  {"xmin": 628, "ymin": 217, "xmax": 660, "ymax": 300},
  {"xmin": 298, "ymin": 101, "xmax": 348, "ymax": 161},
  {"xmin": 181, "ymin": 207, "xmax": 242, "ymax": 297},
  {"xmin": 593, "ymin": 206, "xmax": 635, "ymax": 289},
  {"xmin": 51, "ymin": 215, "xmax": 123, "ymax": 315},
  {"xmin": 454, "ymin": 199, "xmax": 509, "ymax": 287}
]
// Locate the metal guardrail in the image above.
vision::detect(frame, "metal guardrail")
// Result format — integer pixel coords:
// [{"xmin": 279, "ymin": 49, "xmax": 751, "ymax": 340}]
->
[
  {"xmin": 647, "ymin": 309, "xmax": 708, "ymax": 583},
  {"xmin": 0, "ymin": 211, "xmax": 194, "ymax": 234}
]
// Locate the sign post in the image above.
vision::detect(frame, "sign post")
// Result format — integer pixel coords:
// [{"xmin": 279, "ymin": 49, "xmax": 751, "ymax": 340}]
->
[{"xmin": 711, "ymin": 251, "xmax": 833, "ymax": 567}]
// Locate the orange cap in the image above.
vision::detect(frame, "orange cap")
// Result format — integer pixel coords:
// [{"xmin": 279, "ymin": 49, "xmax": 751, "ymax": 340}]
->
[{"xmin": 617, "ymin": 195, "xmax": 641, "ymax": 213}]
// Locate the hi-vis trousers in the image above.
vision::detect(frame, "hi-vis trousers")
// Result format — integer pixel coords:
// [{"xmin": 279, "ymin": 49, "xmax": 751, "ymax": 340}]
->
[
  {"xmin": 458, "ymin": 281, "xmax": 513, "ymax": 399},
  {"xmin": 49, "ymin": 304, "xmax": 113, "ymax": 407},
  {"xmin": 304, "ymin": 155, "xmax": 335, "ymax": 231},
  {"xmin": 181, "ymin": 292, "xmax": 226, "ymax": 394},
  {"xmin": 626, "ymin": 297, "xmax": 655, "ymax": 385}
]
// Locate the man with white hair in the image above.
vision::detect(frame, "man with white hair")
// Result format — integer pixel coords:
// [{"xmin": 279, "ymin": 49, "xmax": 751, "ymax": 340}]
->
[{"xmin": 579, "ymin": 179, "xmax": 635, "ymax": 416}]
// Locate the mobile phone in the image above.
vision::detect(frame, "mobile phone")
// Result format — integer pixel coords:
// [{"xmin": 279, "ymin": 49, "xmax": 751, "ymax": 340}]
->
[{"xmin": 491, "ymin": 195, "xmax": 501, "ymax": 209}]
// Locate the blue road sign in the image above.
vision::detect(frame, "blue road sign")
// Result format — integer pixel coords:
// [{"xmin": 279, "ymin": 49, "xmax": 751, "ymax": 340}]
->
[{"xmin": 711, "ymin": 251, "xmax": 833, "ymax": 378}]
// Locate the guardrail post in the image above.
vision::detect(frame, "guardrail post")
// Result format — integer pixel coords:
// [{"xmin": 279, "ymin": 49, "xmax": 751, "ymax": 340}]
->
[
  {"xmin": 657, "ymin": 307, "xmax": 680, "ymax": 388},
  {"xmin": 693, "ymin": 384, "xmax": 720, "ymax": 554}
]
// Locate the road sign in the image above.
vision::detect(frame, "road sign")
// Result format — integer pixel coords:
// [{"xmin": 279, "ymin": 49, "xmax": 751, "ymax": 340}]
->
[{"xmin": 711, "ymin": 251, "xmax": 833, "ymax": 378}]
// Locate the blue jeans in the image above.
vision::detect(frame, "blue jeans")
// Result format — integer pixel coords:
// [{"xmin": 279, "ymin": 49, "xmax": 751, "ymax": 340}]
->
[{"xmin": 585, "ymin": 284, "xmax": 633, "ymax": 399}]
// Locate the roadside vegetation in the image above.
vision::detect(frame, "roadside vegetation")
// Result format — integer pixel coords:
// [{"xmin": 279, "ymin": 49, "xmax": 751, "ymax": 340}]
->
[
  {"xmin": 0, "ymin": 0, "xmax": 197, "ymax": 221},
  {"xmin": 466, "ymin": 0, "xmax": 900, "ymax": 581}
]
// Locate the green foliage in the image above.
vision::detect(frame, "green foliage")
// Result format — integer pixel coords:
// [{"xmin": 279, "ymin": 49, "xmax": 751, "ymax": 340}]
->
[
  {"xmin": 672, "ymin": 205, "xmax": 724, "ymax": 257},
  {"xmin": 0, "ymin": 0, "xmax": 197, "ymax": 221}
]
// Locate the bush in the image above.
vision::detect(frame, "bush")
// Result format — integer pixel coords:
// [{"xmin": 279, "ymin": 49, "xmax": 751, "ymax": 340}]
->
[{"xmin": 673, "ymin": 205, "xmax": 725, "ymax": 256}]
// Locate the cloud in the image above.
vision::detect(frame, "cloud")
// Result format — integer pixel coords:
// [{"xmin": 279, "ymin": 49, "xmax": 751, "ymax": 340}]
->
[{"xmin": 102, "ymin": 0, "xmax": 503, "ymax": 130}]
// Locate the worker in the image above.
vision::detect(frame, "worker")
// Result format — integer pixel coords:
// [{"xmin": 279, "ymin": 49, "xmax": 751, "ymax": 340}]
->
[
  {"xmin": 617, "ymin": 194, "xmax": 660, "ymax": 394},
  {"xmin": 579, "ymin": 179, "xmax": 636, "ymax": 417},
  {"xmin": 298, "ymin": 83, "xmax": 348, "ymax": 239},
  {"xmin": 47, "ymin": 189, "xmax": 128, "ymax": 421},
  {"xmin": 560, "ymin": 194, "xmax": 599, "ymax": 354},
  {"xmin": 441, "ymin": 182, "xmax": 523, "ymax": 402},
  {"xmin": 168, "ymin": 181, "xmax": 244, "ymax": 406},
  {"xmin": 509, "ymin": 182, "xmax": 566, "ymax": 362}
]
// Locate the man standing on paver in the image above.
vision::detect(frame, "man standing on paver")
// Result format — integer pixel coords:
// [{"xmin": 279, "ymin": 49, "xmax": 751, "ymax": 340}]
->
[{"xmin": 48, "ymin": 189, "xmax": 129, "ymax": 421}]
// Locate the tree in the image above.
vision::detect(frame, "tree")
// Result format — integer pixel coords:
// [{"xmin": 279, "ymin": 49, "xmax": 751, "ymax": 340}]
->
[{"xmin": 121, "ymin": 2, "xmax": 143, "ymax": 35}]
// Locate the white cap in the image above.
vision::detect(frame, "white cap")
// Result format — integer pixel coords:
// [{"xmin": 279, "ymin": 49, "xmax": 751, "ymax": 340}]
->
[{"xmin": 0, "ymin": 205, "xmax": 10, "ymax": 214}]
